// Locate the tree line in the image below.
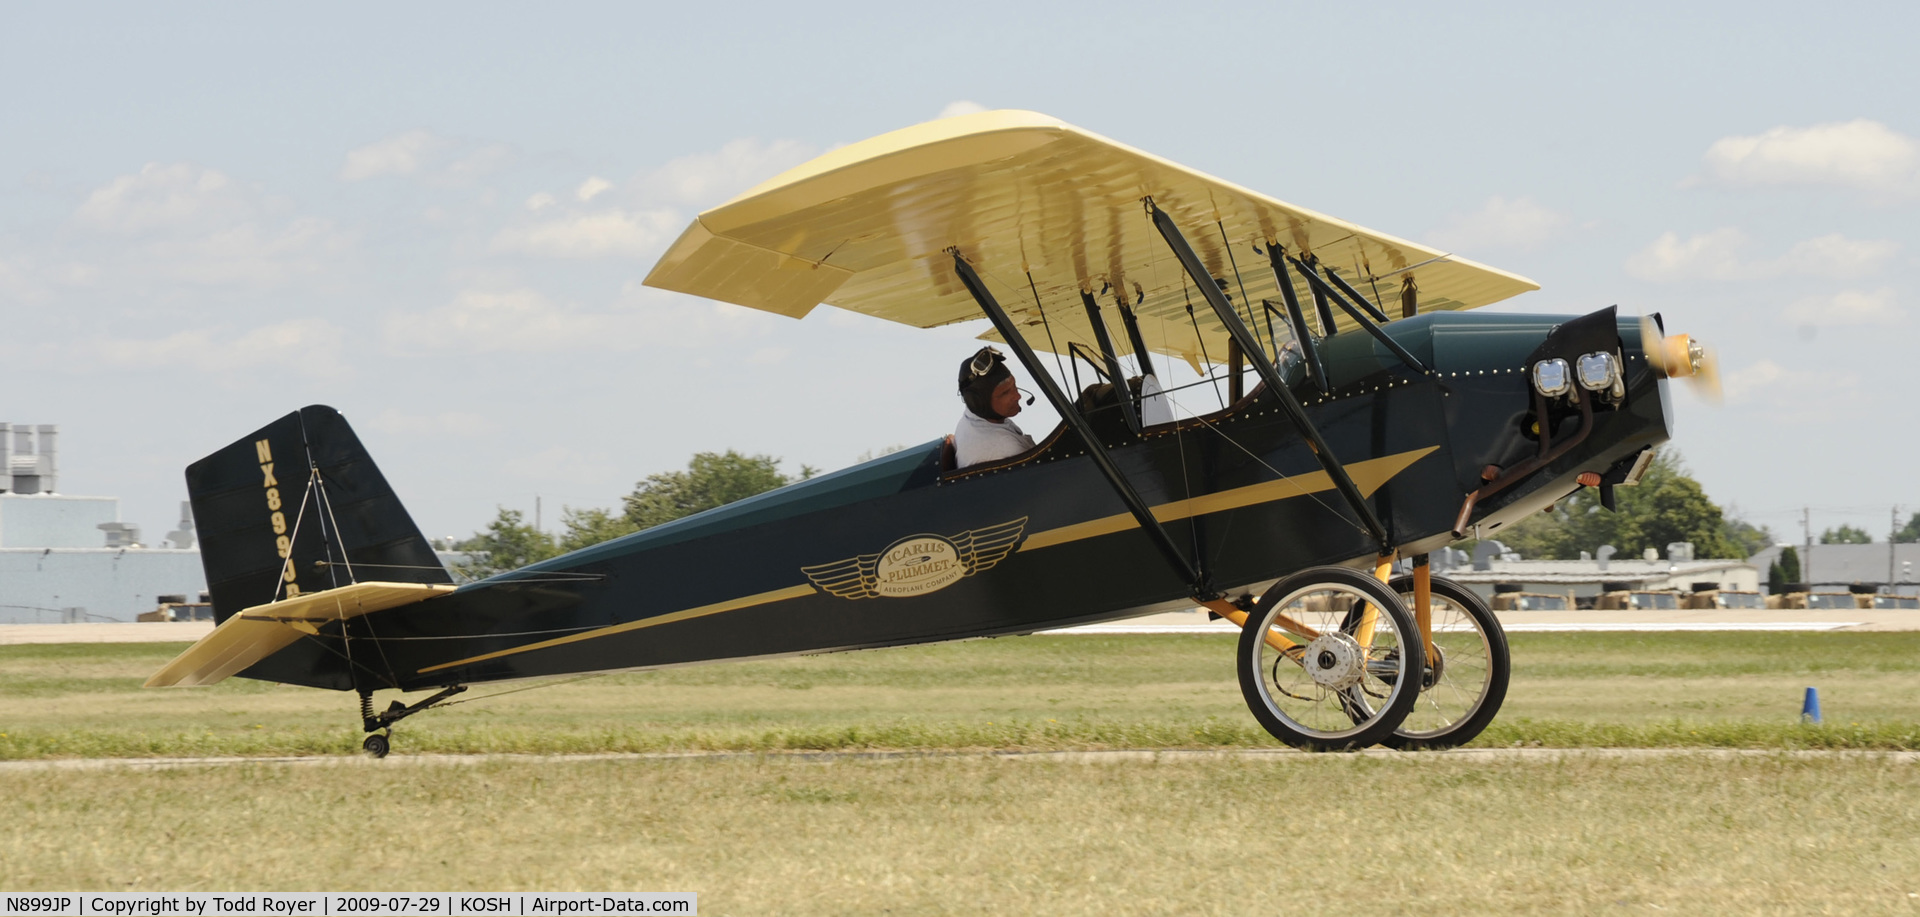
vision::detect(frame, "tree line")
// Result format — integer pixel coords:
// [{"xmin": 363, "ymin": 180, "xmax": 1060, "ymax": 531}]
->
[
  {"xmin": 1487, "ymin": 451, "xmax": 1770, "ymax": 561},
  {"xmin": 453, "ymin": 451, "xmax": 815, "ymax": 578}
]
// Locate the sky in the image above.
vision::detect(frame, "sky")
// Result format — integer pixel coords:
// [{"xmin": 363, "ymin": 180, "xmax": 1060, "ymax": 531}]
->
[{"xmin": 3, "ymin": 1, "xmax": 1916, "ymax": 552}]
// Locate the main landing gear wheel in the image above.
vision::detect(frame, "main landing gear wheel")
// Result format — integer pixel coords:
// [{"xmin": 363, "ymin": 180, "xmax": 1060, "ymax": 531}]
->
[
  {"xmin": 1237, "ymin": 566, "xmax": 1423, "ymax": 752},
  {"xmin": 1381, "ymin": 574, "xmax": 1511, "ymax": 751},
  {"xmin": 362, "ymin": 733, "xmax": 390, "ymax": 758}
]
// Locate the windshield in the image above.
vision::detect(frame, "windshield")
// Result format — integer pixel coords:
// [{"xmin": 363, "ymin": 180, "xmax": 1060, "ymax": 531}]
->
[
  {"xmin": 1716, "ymin": 593, "xmax": 1764, "ymax": 609},
  {"xmin": 1806, "ymin": 594, "xmax": 1857, "ymax": 609},
  {"xmin": 1629, "ymin": 592, "xmax": 1679, "ymax": 609},
  {"xmin": 1872, "ymin": 595, "xmax": 1919, "ymax": 609},
  {"xmin": 1518, "ymin": 595, "xmax": 1568, "ymax": 610}
]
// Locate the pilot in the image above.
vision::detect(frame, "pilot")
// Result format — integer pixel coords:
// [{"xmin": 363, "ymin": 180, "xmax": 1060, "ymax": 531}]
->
[{"xmin": 952, "ymin": 346, "xmax": 1036, "ymax": 468}]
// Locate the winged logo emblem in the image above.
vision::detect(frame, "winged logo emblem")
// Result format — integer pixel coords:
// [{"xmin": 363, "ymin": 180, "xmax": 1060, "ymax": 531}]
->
[{"xmin": 801, "ymin": 517, "xmax": 1028, "ymax": 599}]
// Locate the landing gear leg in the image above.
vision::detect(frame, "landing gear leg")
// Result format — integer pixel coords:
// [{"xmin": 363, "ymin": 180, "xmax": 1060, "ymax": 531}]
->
[{"xmin": 356, "ymin": 685, "xmax": 466, "ymax": 758}]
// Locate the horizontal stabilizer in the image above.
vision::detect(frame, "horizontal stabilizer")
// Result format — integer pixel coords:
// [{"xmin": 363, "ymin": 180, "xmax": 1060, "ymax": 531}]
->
[{"xmin": 145, "ymin": 582, "xmax": 455, "ymax": 688}]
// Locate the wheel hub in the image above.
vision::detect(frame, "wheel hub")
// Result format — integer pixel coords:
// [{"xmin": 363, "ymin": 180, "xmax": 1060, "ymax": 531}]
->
[{"xmin": 1301, "ymin": 632, "xmax": 1367, "ymax": 689}]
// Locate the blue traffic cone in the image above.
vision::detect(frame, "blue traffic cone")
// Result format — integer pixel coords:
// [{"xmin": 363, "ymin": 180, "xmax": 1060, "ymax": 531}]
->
[{"xmin": 1801, "ymin": 687, "xmax": 1822, "ymax": 725}]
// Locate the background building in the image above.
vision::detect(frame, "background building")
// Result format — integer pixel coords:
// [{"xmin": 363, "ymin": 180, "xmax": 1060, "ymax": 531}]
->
[
  {"xmin": 2, "ymin": 423, "xmax": 206, "ymax": 623},
  {"xmin": 1436, "ymin": 541, "xmax": 1758, "ymax": 603},
  {"xmin": 1749, "ymin": 543, "xmax": 1920, "ymax": 594}
]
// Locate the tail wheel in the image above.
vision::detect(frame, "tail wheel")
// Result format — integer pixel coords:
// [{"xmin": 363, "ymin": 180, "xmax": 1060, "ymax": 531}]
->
[
  {"xmin": 362, "ymin": 733, "xmax": 390, "ymax": 758},
  {"xmin": 1237, "ymin": 566, "xmax": 1422, "ymax": 751},
  {"xmin": 1381, "ymin": 574, "xmax": 1511, "ymax": 750}
]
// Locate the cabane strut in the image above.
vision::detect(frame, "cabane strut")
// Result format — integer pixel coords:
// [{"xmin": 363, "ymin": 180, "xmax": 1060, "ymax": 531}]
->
[{"xmin": 1146, "ymin": 202, "xmax": 1394, "ymax": 555}]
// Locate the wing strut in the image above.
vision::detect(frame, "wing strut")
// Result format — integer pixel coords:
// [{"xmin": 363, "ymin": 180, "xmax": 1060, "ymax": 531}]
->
[
  {"xmin": 1283, "ymin": 254, "xmax": 1431, "ymax": 374},
  {"xmin": 1147, "ymin": 203, "xmax": 1394, "ymax": 556},
  {"xmin": 1078, "ymin": 290, "xmax": 1143, "ymax": 435},
  {"xmin": 950, "ymin": 251, "xmax": 1210, "ymax": 596},
  {"xmin": 1260, "ymin": 243, "xmax": 1328, "ymax": 392},
  {"xmin": 1116, "ymin": 299, "xmax": 1156, "ymax": 379}
]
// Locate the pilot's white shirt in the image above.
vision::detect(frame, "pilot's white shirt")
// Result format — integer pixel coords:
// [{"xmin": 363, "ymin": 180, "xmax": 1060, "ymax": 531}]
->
[{"xmin": 954, "ymin": 408, "xmax": 1037, "ymax": 468}]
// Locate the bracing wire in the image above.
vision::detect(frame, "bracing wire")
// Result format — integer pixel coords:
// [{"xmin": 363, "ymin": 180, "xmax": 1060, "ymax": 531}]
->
[
  {"xmin": 313, "ymin": 471, "xmax": 355, "ymax": 587},
  {"xmin": 1358, "ymin": 253, "xmax": 1388, "ymax": 318},
  {"xmin": 313, "ymin": 468, "xmax": 402, "ymax": 690},
  {"xmin": 1217, "ymin": 221, "xmax": 1261, "ymax": 357},
  {"xmin": 1158, "ymin": 387, "xmax": 1372, "ymax": 541},
  {"xmin": 1180, "ymin": 277, "xmax": 1224, "ymax": 408},
  {"xmin": 277, "ymin": 472, "xmax": 318, "ymax": 604},
  {"xmin": 1025, "ymin": 271, "xmax": 1070, "ymax": 387},
  {"xmin": 439, "ymin": 672, "xmax": 608, "ymax": 707}
]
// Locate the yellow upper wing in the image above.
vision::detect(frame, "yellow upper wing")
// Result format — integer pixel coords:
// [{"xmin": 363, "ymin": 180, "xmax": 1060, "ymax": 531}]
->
[{"xmin": 644, "ymin": 110, "xmax": 1538, "ymax": 370}]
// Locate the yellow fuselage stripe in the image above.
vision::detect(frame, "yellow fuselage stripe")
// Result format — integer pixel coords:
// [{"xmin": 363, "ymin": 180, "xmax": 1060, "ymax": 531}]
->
[
  {"xmin": 417, "ymin": 446, "xmax": 1439, "ymax": 675},
  {"xmin": 416, "ymin": 584, "xmax": 818, "ymax": 674},
  {"xmin": 1018, "ymin": 446, "xmax": 1437, "ymax": 552}
]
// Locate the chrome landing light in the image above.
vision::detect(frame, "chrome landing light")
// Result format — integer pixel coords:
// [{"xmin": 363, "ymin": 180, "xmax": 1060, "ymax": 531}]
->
[
  {"xmin": 1576, "ymin": 351, "xmax": 1621, "ymax": 395},
  {"xmin": 1531, "ymin": 358, "xmax": 1571, "ymax": 398}
]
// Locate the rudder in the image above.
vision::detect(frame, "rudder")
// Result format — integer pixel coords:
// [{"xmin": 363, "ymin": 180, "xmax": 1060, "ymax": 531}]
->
[{"xmin": 186, "ymin": 405, "xmax": 451, "ymax": 688}]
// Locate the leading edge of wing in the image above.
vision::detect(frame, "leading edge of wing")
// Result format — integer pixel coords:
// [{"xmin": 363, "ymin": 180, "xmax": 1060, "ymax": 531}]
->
[{"xmin": 641, "ymin": 110, "xmax": 1539, "ymax": 358}]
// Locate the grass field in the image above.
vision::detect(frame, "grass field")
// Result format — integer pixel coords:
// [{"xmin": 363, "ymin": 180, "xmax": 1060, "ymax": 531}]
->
[
  {"xmin": 3, "ymin": 754, "xmax": 1918, "ymax": 913},
  {"xmin": 3, "ymin": 632, "xmax": 1919, "ymax": 758},
  {"xmin": 5, "ymin": 632, "xmax": 1920, "ymax": 911}
]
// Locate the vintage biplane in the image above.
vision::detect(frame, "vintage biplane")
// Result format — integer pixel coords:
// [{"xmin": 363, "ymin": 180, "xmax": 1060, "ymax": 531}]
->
[{"xmin": 149, "ymin": 110, "xmax": 1718, "ymax": 754}]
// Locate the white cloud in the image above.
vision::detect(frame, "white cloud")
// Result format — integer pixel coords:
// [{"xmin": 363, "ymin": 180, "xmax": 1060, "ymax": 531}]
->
[
  {"xmin": 745, "ymin": 346, "xmax": 790, "ymax": 365},
  {"xmin": 148, "ymin": 218, "xmax": 354, "ymax": 286},
  {"xmin": 1722, "ymin": 359, "xmax": 1855, "ymax": 400},
  {"xmin": 502, "ymin": 445, "xmax": 619, "ymax": 485},
  {"xmin": 576, "ymin": 176, "xmax": 613, "ymax": 202},
  {"xmin": 73, "ymin": 163, "xmax": 259, "ymax": 234},
  {"xmin": 383, "ymin": 288, "xmax": 649, "ymax": 353},
  {"xmin": 938, "ymin": 100, "xmax": 988, "ymax": 119},
  {"xmin": 635, "ymin": 138, "xmax": 817, "ymax": 207},
  {"xmin": 1781, "ymin": 287, "xmax": 1903, "ymax": 326},
  {"xmin": 369, "ymin": 410, "xmax": 503, "ymax": 438},
  {"xmin": 78, "ymin": 318, "xmax": 346, "ymax": 376},
  {"xmin": 1700, "ymin": 120, "xmax": 1920, "ymax": 195},
  {"xmin": 1721, "ymin": 359, "xmax": 1864, "ymax": 424},
  {"xmin": 489, "ymin": 208, "xmax": 678, "ymax": 259},
  {"xmin": 442, "ymin": 144, "xmax": 512, "ymax": 183},
  {"xmin": 484, "ymin": 138, "xmax": 818, "ymax": 264},
  {"xmin": 0, "ymin": 254, "xmax": 45, "ymax": 302},
  {"xmin": 1424, "ymin": 196, "xmax": 1570, "ymax": 252},
  {"xmin": 1773, "ymin": 234, "xmax": 1902, "ymax": 278},
  {"xmin": 340, "ymin": 130, "xmax": 446, "ymax": 181},
  {"xmin": 63, "ymin": 164, "xmax": 354, "ymax": 288},
  {"xmin": 1625, "ymin": 229, "xmax": 1899, "ymax": 282},
  {"xmin": 1625, "ymin": 228, "xmax": 1747, "ymax": 281}
]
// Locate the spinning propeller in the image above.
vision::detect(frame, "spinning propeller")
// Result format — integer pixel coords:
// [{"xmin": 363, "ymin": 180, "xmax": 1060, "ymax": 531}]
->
[{"xmin": 1639, "ymin": 315, "xmax": 1721, "ymax": 402}]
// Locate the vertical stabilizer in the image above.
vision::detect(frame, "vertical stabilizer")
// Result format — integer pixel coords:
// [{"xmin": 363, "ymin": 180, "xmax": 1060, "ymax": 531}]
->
[{"xmin": 187, "ymin": 405, "xmax": 451, "ymax": 628}]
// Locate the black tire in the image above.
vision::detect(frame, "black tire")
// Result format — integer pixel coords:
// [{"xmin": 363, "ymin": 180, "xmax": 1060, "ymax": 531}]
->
[
  {"xmin": 1237, "ymin": 566, "xmax": 1423, "ymax": 751},
  {"xmin": 362, "ymin": 733, "xmax": 390, "ymax": 758},
  {"xmin": 1380, "ymin": 574, "xmax": 1511, "ymax": 750}
]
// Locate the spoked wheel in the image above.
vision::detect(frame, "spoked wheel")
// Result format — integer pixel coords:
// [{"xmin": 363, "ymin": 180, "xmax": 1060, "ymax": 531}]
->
[
  {"xmin": 1381, "ymin": 574, "xmax": 1511, "ymax": 750},
  {"xmin": 1237, "ymin": 566, "xmax": 1423, "ymax": 751}
]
